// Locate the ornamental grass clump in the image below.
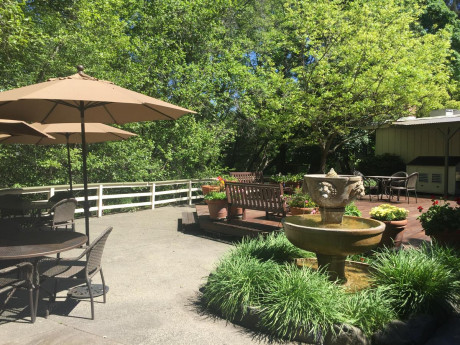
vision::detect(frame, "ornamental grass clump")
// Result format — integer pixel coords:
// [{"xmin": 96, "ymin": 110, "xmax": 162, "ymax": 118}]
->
[
  {"xmin": 370, "ymin": 204, "xmax": 409, "ymax": 221},
  {"xmin": 371, "ymin": 246, "xmax": 460, "ymax": 318},
  {"xmin": 202, "ymin": 254, "xmax": 278, "ymax": 321},
  {"xmin": 235, "ymin": 232, "xmax": 313, "ymax": 263},
  {"xmin": 343, "ymin": 287, "xmax": 396, "ymax": 336},
  {"xmin": 259, "ymin": 264, "xmax": 347, "ymax": 341}
]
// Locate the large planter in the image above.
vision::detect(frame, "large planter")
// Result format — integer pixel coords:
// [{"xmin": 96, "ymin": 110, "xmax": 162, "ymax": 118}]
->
[
  {"xmin": 375, "ymin": 219, "xmax": 407, "ymax": 248},
  {"xmin": 205, "ymin": 199, "xmax": 228, "ymax": 220},
  {"xmin": 429, "ymin": 228, "xmax": 460, "ymax": 249},
  {"xmin": 289, "ymin": 207, "xmax": 318, "ymax": 215},
  {"xmin": 201, "ymin": 185, "xmax": 221, "ymax": 195},
  {"xmin": 229, "ymin": 205, "xmax": 243, "ymax": 219}
]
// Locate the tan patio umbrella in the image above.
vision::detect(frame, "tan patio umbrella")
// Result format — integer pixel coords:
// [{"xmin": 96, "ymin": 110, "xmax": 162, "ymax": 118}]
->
[
  {"xmin": 0, "ymin": 66, "xmax": 195, "ymax": 241},
  {"xmin": 0, "ymin": 123, "xmax": 137, "ymax": 191},
  {"xmin": 0, "ymin": 119, "xmax": 54, "ymax": 138}
]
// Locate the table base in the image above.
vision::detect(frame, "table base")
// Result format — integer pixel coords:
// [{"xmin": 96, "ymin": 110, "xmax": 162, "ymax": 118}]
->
[{"xmin": 67, "ymin": 284, "xmax": 109, "ymax": 299}]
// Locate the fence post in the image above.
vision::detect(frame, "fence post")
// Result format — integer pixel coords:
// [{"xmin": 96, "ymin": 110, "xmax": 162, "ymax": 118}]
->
[
  {"xmin": 151, "ymin": 183, "xmax": 156, "ymax": 209},
  {"xmin": 48, "ymin": 187, "xmax": 55, "ymax": 200},
  {"xmin": 188, "ymin": 180, "xmax": 193, "ymax": 205},
  {"xmin": 97, "ymin": 184, "xmax": 103, "ymax": 217}
]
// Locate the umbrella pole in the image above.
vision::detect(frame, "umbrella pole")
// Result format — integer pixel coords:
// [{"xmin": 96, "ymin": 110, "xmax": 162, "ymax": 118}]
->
[
  {"xmin": 80, "ymin": 102, "xmax": 90, "ymax": 244},
  {"xmin": 65, "ymin": 134, "xmax": 73, "ymax": 192}
]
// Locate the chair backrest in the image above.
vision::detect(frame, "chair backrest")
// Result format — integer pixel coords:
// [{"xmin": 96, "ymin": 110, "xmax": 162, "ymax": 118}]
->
[
  {"xmin": 391, "ymin": 171, "xmax": 408, "ymax": 178},
  {"xmin": 51, "ymin": 198, "xmax": 77, "ymax": 228},
  {"xmin": 48, "ymin": 190, "xmax": 74, "ymax": 203},
  {"xmin": 86, "ymin": 227, "xmax": 113, "ymax": 278},
  {"xmin": 229, "ymin": 172, "xmax": 264, "ymax": 184},
  {"xmin": 406, "ymin": 172, "xmax": 419, "ymax": 189}
]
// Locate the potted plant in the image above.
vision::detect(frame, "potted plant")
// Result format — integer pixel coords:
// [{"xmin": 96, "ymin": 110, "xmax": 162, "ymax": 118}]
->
[
  {"xmin": 286, "ymin": 189, "xmax": 318, "ymax": 215},
  {"xmin": 418, "ymin": 197, "xmax": 460, "ymax": 248},
  {"xmin": 204, "ymin": 191, "xmax": 228, "ymax": 220},
  {"xmin": 201, "ymin": 176, "xmax": 225, "ymax": 195},
  {"xmin": 370, "ymin": 204, "xmax": 409, "ymax": 248}
]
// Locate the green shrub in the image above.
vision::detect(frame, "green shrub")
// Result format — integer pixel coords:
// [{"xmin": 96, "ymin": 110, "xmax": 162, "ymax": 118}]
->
[
  {"xmin": 343, "ymin": 288, "xmax": 396, "ymax": 335},
  {"xmin": 344, "ymin": 202, "xmax": 361, "ymax": 217},
  {"xmin": 356, "ymin": 154, "xmax": 405, "ymax": 176},
  {"xmin": 259, "ymin": 264, "xmax": 347, "ymax": 340},
  {"xmin": 202, "ymin": 254, "xmax": 278, "ymax": 320},
  {"xmin": 371, "ymin": 246, "xmax": 460, "ymax": 318},
  {"xmin": 421, "ymin": 242, "xmax": 460, "ymax": 281},
  {"xmin": 234, "ymin": 232, "xmax": 314, "ymax": 264}
]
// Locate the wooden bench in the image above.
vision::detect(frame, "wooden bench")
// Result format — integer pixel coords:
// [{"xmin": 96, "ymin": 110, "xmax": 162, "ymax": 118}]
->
[
  {"xmin": 225, "ymin": 182, "xmax": 286, "ymax": 220},
  {"xmin": 229, "ymin": 172, "xmax": 264, "ymax": 184}
]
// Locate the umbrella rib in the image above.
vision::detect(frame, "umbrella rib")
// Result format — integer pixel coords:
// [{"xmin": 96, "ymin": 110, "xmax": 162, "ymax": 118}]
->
[
  {"xmin": 142, "ymin": 104, "xmax": 176, "ymax": 120},
  {"xmin": 102, "ymin": 104, "xmax": 118, "ymax": 123}
]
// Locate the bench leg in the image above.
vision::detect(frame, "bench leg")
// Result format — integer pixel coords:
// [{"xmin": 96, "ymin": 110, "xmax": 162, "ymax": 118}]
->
[{"xmin": 242, "ymin": 209, "xmax": 247, "ymax": 221}]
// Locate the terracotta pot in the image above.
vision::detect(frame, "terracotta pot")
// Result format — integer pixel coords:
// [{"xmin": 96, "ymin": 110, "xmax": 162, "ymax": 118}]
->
[
  {"xmin": 201, "ymin": 185, "xmax": 221, "ymax": 195},
  {"xmin": 229, "ymin": 205, "xmax": 243, "ymax": 218},
  {"xmin": 430, "ymin": 229, "xmax": 460, "ymax": 249},
  {"xmin": 205, "ymin": 199, "xmax": 228, "ymax": 220},
  {"xmin": 376, "ymin": 219, "xmax": 407, "ymax": 248},
  {"xmin": 289, "ymin": 207, "xmax": 318, "ymax": 215}
]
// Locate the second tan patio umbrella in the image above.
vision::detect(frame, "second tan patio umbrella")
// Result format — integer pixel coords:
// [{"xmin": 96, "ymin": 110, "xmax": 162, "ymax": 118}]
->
[
  {"xmin": 0, "ymin": 66, "xmax": 195, "ymax": 241},
  {"xmin": 0, "ymin": 119, "xmax": 54, "ymax": 138},
  {"xmin": 0, "ymin": 123, "xmax": 137, "ymax": 191}
]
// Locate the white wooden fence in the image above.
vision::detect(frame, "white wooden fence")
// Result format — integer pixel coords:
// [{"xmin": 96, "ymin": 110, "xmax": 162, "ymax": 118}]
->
[{"xmin": 0, "ymin": 179, "xmax": 213, "ymax": 217}]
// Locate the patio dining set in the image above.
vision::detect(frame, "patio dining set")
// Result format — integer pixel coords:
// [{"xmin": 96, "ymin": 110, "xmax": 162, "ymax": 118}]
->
[
  {"xmin": 0, "ymin": 195, "xmax": 112, "ymax": 323},
  {"xmin": 354, "ymin": 170, "xmax": 419, "ymax": 203}
]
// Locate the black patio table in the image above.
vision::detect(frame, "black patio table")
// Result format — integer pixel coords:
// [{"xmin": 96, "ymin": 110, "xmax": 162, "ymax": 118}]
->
[
  {"xmin": 0, "ymin": 229, "xmax": 87, "ymax": 285},
  {"xmin": 366, "ymin": 175, "xmax": 407, "ymax": 201}
]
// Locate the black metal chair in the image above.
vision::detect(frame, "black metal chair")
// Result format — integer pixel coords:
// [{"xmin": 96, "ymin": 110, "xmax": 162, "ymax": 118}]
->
[
  {"xmin": 354, "ymin": 171, "xmax": 379, "ymax": 201},
  {"xmin": 39, "ymin": 227, "xmax": 112, "ymax": 320},
  {"xmin": 390, "ymin": 172, "xmax": 418, "ymax": 203},
  {"xmin": 0, "ymin": 262, "xmax": 36, "ymax": 323}
]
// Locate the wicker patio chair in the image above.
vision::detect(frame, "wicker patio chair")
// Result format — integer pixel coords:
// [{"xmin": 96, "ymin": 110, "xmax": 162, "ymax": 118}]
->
[
  {"xmin": 390, "ymin": 172, "xmax": 418, "ymax": 203},
  {"xmin": 40, "ymin": 198, "xmax": 77, "ymax": 231},
  {"xmin": 39, "ymin": 226, "xmax": 113, "ymax": 320},
  {"xmin": 0, "ymin": 262, "xmax": 36, "ymax": 323}
]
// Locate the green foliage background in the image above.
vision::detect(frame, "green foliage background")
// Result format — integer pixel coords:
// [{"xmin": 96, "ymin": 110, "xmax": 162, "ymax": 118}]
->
[{"xmin": 0, "ymin": 0, "xmax": 459, "ymax": 187}]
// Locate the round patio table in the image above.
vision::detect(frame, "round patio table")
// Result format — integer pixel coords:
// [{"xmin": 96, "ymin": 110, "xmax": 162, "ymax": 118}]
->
[
  {"xmin": 0, "ymin": 229, "xmax": 87, "ymax": 286},
  {"xmin": 0, "ymin": 230, "xmax": 87, "ymax": 260}
]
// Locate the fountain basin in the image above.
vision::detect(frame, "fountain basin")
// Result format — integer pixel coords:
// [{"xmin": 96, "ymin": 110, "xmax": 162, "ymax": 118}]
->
[
  {"xmin": 284, "ymin": 215, "xmax": 385, "ymax": 256},
  {"xmin": 284, "ymin": 214, "xmax": 385, "ymax": 282}
]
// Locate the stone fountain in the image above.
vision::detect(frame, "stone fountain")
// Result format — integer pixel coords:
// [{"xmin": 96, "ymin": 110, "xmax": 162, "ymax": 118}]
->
[{"xmin": 283, "ymin": 169, "xmax": 385, "ymax": 283}]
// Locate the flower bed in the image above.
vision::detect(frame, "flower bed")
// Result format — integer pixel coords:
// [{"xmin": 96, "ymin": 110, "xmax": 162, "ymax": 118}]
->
[{"xmin": 200, "ymin": 233, "xmax": 460, "ymax": 344}]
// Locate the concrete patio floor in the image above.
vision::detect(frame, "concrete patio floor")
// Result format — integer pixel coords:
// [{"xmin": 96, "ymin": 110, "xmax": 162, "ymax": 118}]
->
[
  {"xmin": 0, "ymin": 197, "xmax": 456, "ymax": 344},
  {"xmin": 0, "ymin": 205, "xmax": 300, "ymax": 345}
]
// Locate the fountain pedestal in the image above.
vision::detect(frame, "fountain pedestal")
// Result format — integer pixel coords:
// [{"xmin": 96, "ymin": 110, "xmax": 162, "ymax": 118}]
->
[{"xmin": 316, "ymin": 254, "xmax": 346, "ymax": 282}]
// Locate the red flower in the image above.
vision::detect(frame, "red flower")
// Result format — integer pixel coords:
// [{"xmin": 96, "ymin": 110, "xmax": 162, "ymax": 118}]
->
[
  {"xmin": 417, "ymin": 206, "xmax": 423, "ymax": 212},
  {"xmin": 432, "ymin": 200, "xmax": 439, "ymax": 206},
  {"xmin": 360, "ymin": 257, "xmax": 365, "ymax": 262}
]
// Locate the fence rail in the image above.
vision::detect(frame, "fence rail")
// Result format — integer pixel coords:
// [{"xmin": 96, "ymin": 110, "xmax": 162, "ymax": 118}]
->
[{"xmin": 0, "ymin": 179, "xmax": 213, "ymax": 217}]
